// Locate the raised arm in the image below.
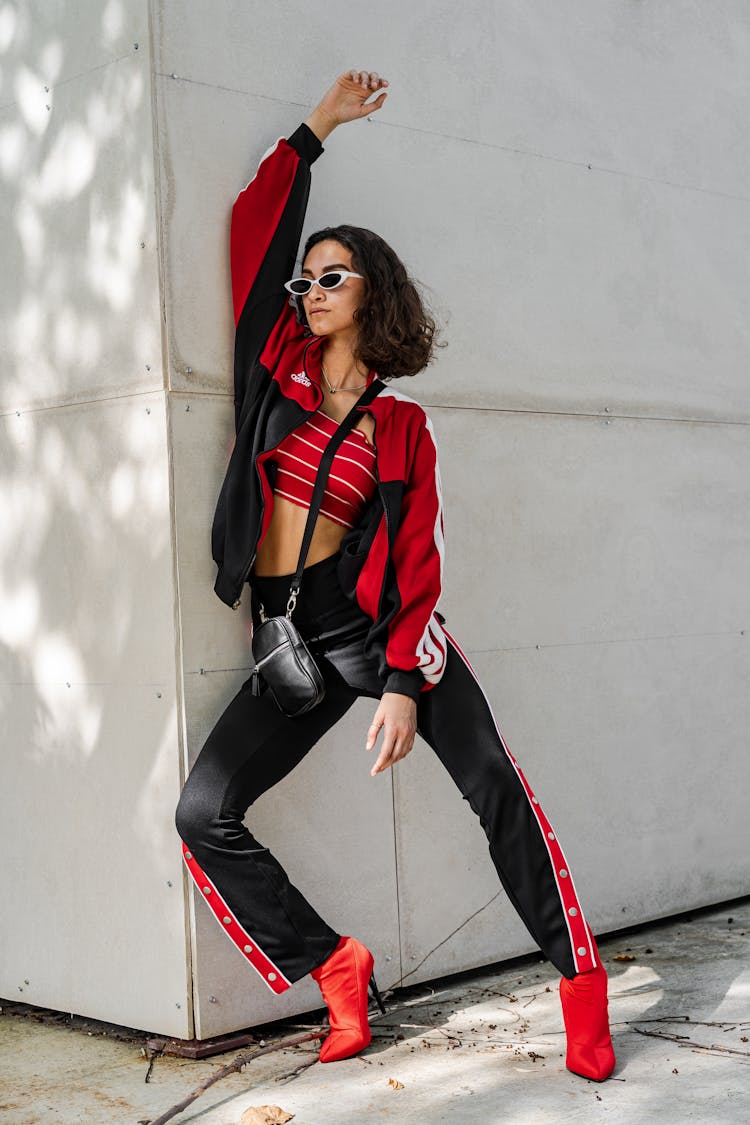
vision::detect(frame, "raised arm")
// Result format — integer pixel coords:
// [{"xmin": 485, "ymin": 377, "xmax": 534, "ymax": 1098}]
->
[
  {"xmin": 304, "ymin": 69, "xmax": 389, "ymax": 142},
  {"xmin": 230, "ymin": 71, "xmax": 389, "ymax": 425},
  {"xmin": 230, "ymin": 126, "xmax": 321, "ymax": 422}
]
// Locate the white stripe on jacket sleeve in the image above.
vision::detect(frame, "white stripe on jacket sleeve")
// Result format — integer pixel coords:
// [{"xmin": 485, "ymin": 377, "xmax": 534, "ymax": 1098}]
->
[{"xmin": 379, "ymin": 389, "xmax": 448, "ymax": 685}]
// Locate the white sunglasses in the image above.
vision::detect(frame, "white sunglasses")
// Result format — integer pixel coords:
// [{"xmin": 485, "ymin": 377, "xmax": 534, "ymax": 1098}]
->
[{"xmin": 284, "ymin": 270, "xmax": 364, "ymax": 296}]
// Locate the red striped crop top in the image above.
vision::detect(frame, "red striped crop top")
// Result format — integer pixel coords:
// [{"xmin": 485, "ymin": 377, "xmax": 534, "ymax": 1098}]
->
[{"xmin": 272, "ymin": 409, "xmax": 377, "ymax": 529}]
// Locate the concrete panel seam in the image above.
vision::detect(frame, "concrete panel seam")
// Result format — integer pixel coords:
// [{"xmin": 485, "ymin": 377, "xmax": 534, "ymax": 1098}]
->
[
  {"xmin": 185, "ymin": 665, "xmax": 247, "ymax": 677},
  {"xmin": 373, "ymin": 116, "xmax": 750, "ymax": 204},
  {"xmin": 0, "ymin": 388, "xmax": 167, "ymax": 420},
  {"xmin": 147, "ymin": 0, "xmax": 171, "ymax": 390},
  {"xmin": 465, "ymin": 627, "xmax": 749, "ymax": 657},
  {"xmin": 0, "ymin": 50, "xmax": 138, "ymax": 115},
  {"xmin": 390, "ymin": 773, "xmax": 404, "ymax": 986},
  {"xmin": 398, "ymin": 891, "xmax": 504, "ymax": 990},
  {"xmin": 150, "ymin": 0, "xmax": 195, "ymax": 1039},
  {"xmin": 153, "ymin": 70, "xmax": 310, "ymax": 114},
  {"xmin": 151, "ymin": 73, "xmax": 750, "ymax": 205},
  {"xmin": 160, "ymin": 392, "xmax": 750, "ymax": 428},
  {"xmin": 421, "ymin": 403, "xmax": 750, "ymax": 427}
]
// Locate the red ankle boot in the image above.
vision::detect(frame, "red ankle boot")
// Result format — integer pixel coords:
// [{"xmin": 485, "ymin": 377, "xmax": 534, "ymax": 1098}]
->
[
  {"xmin": 558, "ymin": 926, "xmax": 616, "ymax": 1081},
  {"xmin": 310, "ymin": 935, "xmax": 386, "ymax": 1063}
]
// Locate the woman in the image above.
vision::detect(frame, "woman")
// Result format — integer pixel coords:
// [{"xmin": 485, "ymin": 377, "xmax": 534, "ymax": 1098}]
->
[{"xmin": 175, "ymin": 70, "xmax": 615, "ymax": 1082}]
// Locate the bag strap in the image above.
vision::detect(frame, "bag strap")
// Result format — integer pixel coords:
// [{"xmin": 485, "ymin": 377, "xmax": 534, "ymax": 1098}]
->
[{"xmin": 285, "ymin": 377, "xmax": 385, "ymax": 618}]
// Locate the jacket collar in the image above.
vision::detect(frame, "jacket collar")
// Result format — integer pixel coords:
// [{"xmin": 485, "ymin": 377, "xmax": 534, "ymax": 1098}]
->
[{"xmin": 275, "ymin": 333, "xmax": 385, "ymax": 415}]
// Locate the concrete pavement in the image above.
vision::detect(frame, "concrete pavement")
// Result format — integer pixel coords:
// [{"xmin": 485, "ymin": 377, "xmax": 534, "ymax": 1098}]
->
[{"xmin": 1, "ymin": 899, "xmax": 748, "ymax": 1124}]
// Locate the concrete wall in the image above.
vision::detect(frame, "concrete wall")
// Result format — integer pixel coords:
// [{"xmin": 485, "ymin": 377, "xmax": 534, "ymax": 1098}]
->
[
  {"xmin": 2, "ymin": 0, "xmax": 748, "ymax": 1038},
  {"xmin": 0, "ymin": 1, "xmax": 191, "ymax": 1037}
]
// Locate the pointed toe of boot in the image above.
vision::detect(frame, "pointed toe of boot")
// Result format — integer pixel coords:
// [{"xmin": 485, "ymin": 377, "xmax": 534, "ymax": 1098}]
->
[
  {"xmin": 559, "ymin": 931, "xmax": 616, "ymax": 1082},
  {"xmin": 565, "ymin": 1041, "xmax": 616, "ymax": 1082},
  {"xmin": 562, "ymin": 1008, "xmax": 616, "ymax": 1084},
  {"xmin": 311, "ymin": 935, "xmax": 378, "ymax": 1064},
  {"xmin": 318, "ymin": 1024, "xmax": 372, "ymax": 1064}
]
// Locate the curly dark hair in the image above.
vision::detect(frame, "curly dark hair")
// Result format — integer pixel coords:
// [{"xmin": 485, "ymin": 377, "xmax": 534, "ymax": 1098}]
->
[{"xmin": 297, "ymin": 225, "xmax": 444, "ymax": 379}]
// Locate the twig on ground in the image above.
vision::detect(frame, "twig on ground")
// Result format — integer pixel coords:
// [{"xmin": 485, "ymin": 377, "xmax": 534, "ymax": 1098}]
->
[
  {"xmin": 631, "ymin": 1026, "xmax": 750, "ymax": 1058},
  {"xmin": 434, "ymin": 1027, "xmax": 462, "ymax": 1047},
  {"xmin": 144, "ymin": 1044, "xmax": 165, "ymax": 1084},
  {"xmin": 273, "ymin": 1053, "xmax": 319, "ymax": 1083},
  {"xmin": 626, "ymin": 1015, "xmax": 748, "ymax": 1030},
  {"xmin": 522, "ymin": 991, "xmax": 543, "ymax": 1009},
  {"xmin": 146, "ymin": 1028, "xmax": 327, "ymax": 1125}
]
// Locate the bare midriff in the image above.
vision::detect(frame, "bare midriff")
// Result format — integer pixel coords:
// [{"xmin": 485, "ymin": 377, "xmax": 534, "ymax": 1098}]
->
[
  {"xmin": 253, "ymin": 497, "xmax": 350, "ymax": 576},
  {"xmin": 254, "ymin": 411, "xmax": 376, "ymax": 577}
]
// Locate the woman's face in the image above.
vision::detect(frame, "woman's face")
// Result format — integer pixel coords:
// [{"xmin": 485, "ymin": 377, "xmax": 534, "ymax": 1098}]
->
[{"xmin": 300, "ymin": 239, "xmax": 366, "ymax": 340}]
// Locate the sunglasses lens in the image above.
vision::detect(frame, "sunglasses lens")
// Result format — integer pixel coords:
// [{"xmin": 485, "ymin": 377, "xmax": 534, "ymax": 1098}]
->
[
  {"xmin": 288, "ymin": 278, "xmax": 312, "ymax": 295},
  {"xmin": 318, "ymin": 272, "xmax": 345, "ymax": 289}
]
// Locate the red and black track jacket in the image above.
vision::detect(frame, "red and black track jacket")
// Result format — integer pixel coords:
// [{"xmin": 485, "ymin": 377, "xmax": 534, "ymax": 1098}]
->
[{"xmin": 211, "ymin": 122, "xmax": 447, "ymax": 701}]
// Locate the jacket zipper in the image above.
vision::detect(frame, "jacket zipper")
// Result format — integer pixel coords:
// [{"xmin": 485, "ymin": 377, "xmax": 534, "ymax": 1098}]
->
[
  {"xmin": 370, "ymin": 411, "xmax": 390, "ymax": 620},
  {"xmin": 232, "ymin": 337, "xmax": 322, "ymax": 609},
  {"xmin": 370, "ymin": 412, "xmax": 386, "ymax": 519}
]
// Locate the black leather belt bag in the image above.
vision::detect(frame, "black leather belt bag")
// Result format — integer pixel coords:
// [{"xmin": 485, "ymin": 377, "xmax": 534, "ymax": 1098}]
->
[{"xmin": 250, "ymin": 614, "xmax": 325, "ymax": 716}]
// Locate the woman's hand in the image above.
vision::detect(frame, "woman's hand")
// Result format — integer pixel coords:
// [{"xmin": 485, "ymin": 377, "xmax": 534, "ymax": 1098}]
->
[
  {"xmin": 305, "ymin": 71, "xmax": 389, "ymax": 142},
  {"xmin": 366, "ymin": 692, "xmax": 417, "ymax": 777}
]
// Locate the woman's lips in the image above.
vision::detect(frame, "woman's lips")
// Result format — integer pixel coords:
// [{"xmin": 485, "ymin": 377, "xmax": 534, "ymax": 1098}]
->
[{"xmin": 309, "ymin": 310, "xmax": 327, "ymax": 316}]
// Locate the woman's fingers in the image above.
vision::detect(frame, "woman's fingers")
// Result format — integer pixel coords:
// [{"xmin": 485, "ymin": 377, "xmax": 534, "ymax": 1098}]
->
[
  {"xmin": 368, "ymin": 698, "xmax": 417, "ymax": 775},
  {"xmin": 344, "ymin": 71, "xmax": 388, "ymax": 94},
  {"xmin": 320, "ymin": 71, "xmax": 389, "ymax": 127},
  {"xmin": 344, "ymin": 70, "xmax": 384, "ymax": 86},
  {"xmin": 371, "ymin": 732, "xmax": 398, "ymax": 776},
  {"xmin": 366, "ymin": 707, "xmax": 385, "ymax": 752},
  {"xmin": 371, "ymin": 727, "xmax": 415, "ymax": 776},
  {"xmin": 361, "ymin": 90, "xmax": 388, "ymax": 117}
]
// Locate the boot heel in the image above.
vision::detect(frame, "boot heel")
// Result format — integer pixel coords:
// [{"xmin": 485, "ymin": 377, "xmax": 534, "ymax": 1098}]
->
[{"xmin": 369, "ymin": 972, "xmax": 386, "ymax": 1014}]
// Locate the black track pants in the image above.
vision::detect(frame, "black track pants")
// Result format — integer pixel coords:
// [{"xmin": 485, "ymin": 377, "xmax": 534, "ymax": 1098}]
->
[{"xmin": 175, "ymin": 556, "xmax": 596, "ymax": 995}]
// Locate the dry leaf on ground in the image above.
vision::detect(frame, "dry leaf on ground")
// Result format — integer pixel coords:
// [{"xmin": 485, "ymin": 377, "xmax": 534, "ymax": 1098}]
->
[
  {"xmin": 240, "ymin": 1106, "xmax": 294, "ymax": 1125},
  {"xmin": 387, "ymin": 1077, "xmax": 404, "ymax": 1090},
  {"xmin": 612, "ymin": 953, "xmax": 636, "ymax": 962}
]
